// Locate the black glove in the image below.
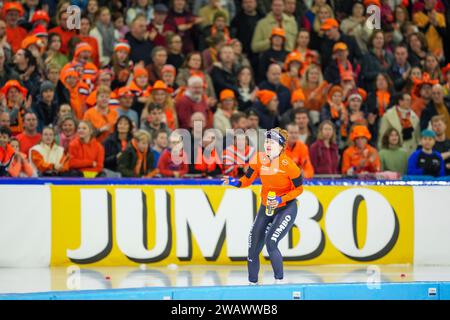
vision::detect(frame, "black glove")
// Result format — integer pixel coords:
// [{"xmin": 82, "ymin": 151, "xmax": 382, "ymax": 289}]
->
[{"xmin": 402, "ymin": 127, "xmax": 414, "ymax": 140}]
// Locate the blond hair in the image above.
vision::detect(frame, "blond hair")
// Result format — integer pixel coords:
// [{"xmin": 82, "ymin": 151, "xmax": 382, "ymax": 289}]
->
[
  {"xmin": 317, "ymin": 120, "xmax": 337, "ymax": 143},
  {"xmin": 272, "ymin": 127, "xmax": 289, "ymax": 148},
  {"xmin": 133, "ymin": 129, "xmax": 151, "ymax": 143}
]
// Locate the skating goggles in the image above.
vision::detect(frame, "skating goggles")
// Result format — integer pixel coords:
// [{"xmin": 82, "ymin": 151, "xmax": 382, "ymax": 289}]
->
[{"xmin": 265, "ymin": 130, "xmax": 286, "ymax": 146}]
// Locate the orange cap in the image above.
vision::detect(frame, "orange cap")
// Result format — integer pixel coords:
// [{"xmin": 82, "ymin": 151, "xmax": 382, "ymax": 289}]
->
[
  {"xmin": 31, "ymin": 10, "xmax": 50, "ymax": 23},
  {"xmin": 149, "ymin": 80, "xmax": 173, "ymax": 94},
  {"xmin": 364, "ymin": 0, "xmax": 381, "ymax": 7},
  {"xmin": 61, "ymin": 68, "xmax": 78, "ymax": 81},
  {"xmin": 413, "ymin": 72, "xmax": 439, "ymax": 96},
  {"xmin": 74, "ymin": 42, "xmax": 93, "ymax": 58},
  {"xmin": 271, "ymin": 27, "xmax": 286, "ymax": 38},
  {"xmin": 32, "ymin": 24, "xmax": 48, "ymax": 37},
  {"xmin": 134, "ymin": 67, "xmax": 149, "ymax": 79},
  {"xmin": 0, "ymin": 80, "xmax": 27, "ymax": 98},
  {"xmin": 341, "ymin": 71, "xmax": 354, "ymax": 82},
  {"xmin": 114, "ymin": 41, "xmax": 131, "ymax": 53},
  {"xmin": 284, "ymin": 52, "xmax": 303, "ymax": 70},
  {"xmin": 327, "ymin": 85, "xmax": 344, "ymax": 101},
  {"xmin": 291, "ymin": 89, "xmax": 305, "ymax": 103},
  {"xmin": 256, "ymin": 90, "xmax": 277, "ymax": 106},
  {"xmin": 320, "ymin": 18, "xmax": 339, "ymax": 31},
  {"xmin": 350, "ymin": 125, "xmax": 372, "ymax": 141},
  {"xmin": 21, "ymin": 35, "xmax": 43, "ymax": 50},
  {"xmin": 3, "ymin": 2, "xmax": 24, "ymax": 17},
  {"xmin": 117, "ymin": 86, "xmax": 134, "ymax": 98},
  {"xmin": 333, "ymin": 42, "xmax": 348, "ymax": 52},
  {"xmin": 219, "ymin": 89, "xmax": 236, "ymax": 101}
]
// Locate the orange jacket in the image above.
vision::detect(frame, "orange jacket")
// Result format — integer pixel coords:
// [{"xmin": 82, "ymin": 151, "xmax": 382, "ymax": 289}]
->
[
  {"xmin": 238, "ymin": 152, "xmax": 304, "ymax": 207},
  {"xmin": 83, "ymin": 107, "xmax": 119, "ymax": 143},
  {"xmin": 0, "ymin": 143, "xmax": 15, "ymax": 176},
  {"xmin": 285, "ymin": 141, "xmax": 314, "ymax": 178},
  {"xmin": 6, "ymin": 26, "xmax": 28, "ymax": 53},
  {"xmin": 68, "ymin": 137, "xmax": 104, "ymax": 172},
  {"xmin": 280, "ymin": 73, "xmax": 302, "ymax": 93},
  {"xmin": 8, "ymin": 152, "xmax": 35, "ymax": 177},
  {"xmin": 341, "ymin": 144, "xmax": 381, "ymax": 174}
]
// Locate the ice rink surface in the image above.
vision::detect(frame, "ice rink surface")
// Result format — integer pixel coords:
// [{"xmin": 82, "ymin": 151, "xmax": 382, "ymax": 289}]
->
[{"xmin": 1, "ymin": 264, "xmax": 450, "ymax": 299}]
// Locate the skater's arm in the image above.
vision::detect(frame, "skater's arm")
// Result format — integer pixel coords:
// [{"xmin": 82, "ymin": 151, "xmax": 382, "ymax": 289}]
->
[{"xmin": 280, "ymin": 162, "xmax": 304, "ymax": 204}]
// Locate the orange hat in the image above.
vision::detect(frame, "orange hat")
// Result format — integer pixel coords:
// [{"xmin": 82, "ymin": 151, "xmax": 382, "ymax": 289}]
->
[
  {"xmin": 284, "ymin": 52, "xmax": 303, "ymax": 70},
  {"xmin": 1, "ymin": 80, "xmax": 28, "ymax": 98},
  {"xmin": 291, "ymin": 89, "xmax": 305, "ymax": 103},
  {"xmin": 117, "ymin": 86, "xmax": 134, "ymax": 98},
  {"xmin": 364, "ymin": 0, "xmax": 381, "ymax": 7},
  {"xmin": 271, "ymin": 28, "xmax": 286, "ymax": 39},
  {"xmin": 3, "ymin": 2, "xmax": 24, "ymax": 17},
  {"xmin": 256, "ymin": 90, "xmax": 277, "ymax": 106},
  {"xmin": 114, "ymin": 41, "xmax": 131, "ymax": 53},
  {"xmin": 32, "ymin": 24, "xmax": 48, "ymax": 37},
  {"xmin": 61, "ymin": 68, "xmax": 78, "ymax": 81},
  {"xmin": 134, "ymin": 67, "xmax": 148, "ymax": 79},
  {"xmin": 333, "ymin": 42, "xmax": 348, "ymax": 52},
  {"xmin": 74, "ymin": 42, "xmax": 93, "ymax": 58},
  {"xmin": 358, "ymin": 87, "xmax": 367, "ymax": 102},
  {"xmin": 341, "ymin": 71, "xmax": 354, "ymax": 81},
  {"xmin": 350, "ymin": 125, "xmax": 372, "ymax": 141},
  {"xmin": 31, "ymin": 10, "xmax": 50, "ymax": 23},
  {"xmin": 149, "ymin": 80, "xmax": 173, "ymax": 94},
  {"xmin": 161, "ymin": 64, "xmax": 176, "ymax": 76},
  {"xmin": 21, "ymin": 35, "xmax": 43, "ymax": 50},
  {"xmin": 413, "ymin": 72, "xmax": 439, "ymax": 96},
  {"xmin": 320, "ymin": 18, "xmax": 339, "ymax": 31},
  {"xmin": 219, "ymin": 89, "xmax": 236, "ymax": 101},
  {"xmin": 327, "ymin": 85, "xmax": 344, "ymax": 101},
  {"xmin": 442, "ymin": 63, "xmax": 450, "ymax": 76}
]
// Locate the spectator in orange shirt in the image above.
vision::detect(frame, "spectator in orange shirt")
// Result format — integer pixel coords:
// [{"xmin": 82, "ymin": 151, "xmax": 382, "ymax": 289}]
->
[
  {"xmin": 83, "ymin": 85, "xmax": 119, "ymax": 143},
  {"xmin": 68, "ymin": 120, "xmax": 105, "ymax": 177},
  {"xmin": 285, "ymin": 122, "xmax": 314, "ymax": 178},
  {"xmin": 4, "ymin": 2, "xmax": 28, "ymax": 53},
  {"xmin": 16, "ymin": 112, "xmax": 41, "ymax": 155},
  {"xmin": 0, "ymin": 80, "xmax": 29, "ymax": 135},
  {"xmin": 60, "ymin": 68, "xmax": 89, "ymax": 120},
  {"xmin": 8, "ymin": 136, "xmax": 36, "ymax": 177},
  {"xmin": 280, "ymin": 51, "xmax": 303, "ymax": 93},
  {"xmin": 411, "ymin": 73, "xmax": 438, "ymax": 118},
  {"xmin": 29, "ymin": 126, "xmax": 70, "ymax": 176},
  {"xmin": 341, "ymin": 125, "xmax": 381, "ymax": 175}
]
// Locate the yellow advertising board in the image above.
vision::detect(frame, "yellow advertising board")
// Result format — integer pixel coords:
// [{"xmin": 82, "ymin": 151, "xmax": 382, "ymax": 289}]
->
[{"xmin": 50, "ymin": 185, "xmax": 414, "ymax": 266}]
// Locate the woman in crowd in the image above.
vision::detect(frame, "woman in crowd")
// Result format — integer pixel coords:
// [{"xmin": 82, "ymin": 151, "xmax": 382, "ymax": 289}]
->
[
  {"xmin": 214, "ymin": 89, "xmax": 237, "ymax": 136},
  {"xmin": 141, "ymin": 80, "xmax": 178, "ymax": 131},
  {"xmin": 44, "ymin": 33, "xmax": 69, "ymax": 69},
  {"xmin": 258, "ymin": 28, "xmax": 289, "ymax": 82},
  {"xmin": 166, "ymin": 33, "xmax": 185, "ymax": 71},
  {"xmin": 68, "ymin": 120, "xmax": 105, "ymax": 177},
  {"xmin": 280, "ymin": 52, "xmax": 303, "ymax": 93},
  {"xmin": 176, "ymin": 51, "xmax": 216, "ymax": 100},
  {"xmin": 378, "ymin": 127, "xmax": 408, "ymax": 175},
  {"xmin": 103, "ymin": 115, "xmax": 133, "ymax": 173},
  {"xmin": 56, "ymin": 115, "xmax": 77, "ymax": 152},
  {"xmin": 341, "ymin": 125, "xmax": 381, "ymax": 175},
  {"xmin": 301, "ymin": 64, "xmax": 329, "ymax": 120},
  {"xmin": 90, "ymin": 6, "xmax": 118, "ymax": 67},
  {"xmin": 340, "ymin": 1, "xmax": 372, "ymax": 54},
  {"xmin": 110, "ymin": 41, "xmax": 132, "ymax": 90},
  {"xmin": 117, "ymin": 129, "xmax": 157, "ymax": 178},
  {"xmin": 310, "ymin": 120, "xmax": 340, "ymax": 175},
  {"xmin": 320, "ymin": 85, "xmax": 349, "ymax": 150},
  {"xmin": 236, "ymin": 66, "xmax": 257, "ymax": 112},
  {"xmin": 423, "ymin": 53, "xmax": 442, "ymax": 82},
  {"xmin": 361, "ymin": 30, "xmax": 394, "ymax": 92},
  {"xmin": 407, "ymin": 32, "xmax": 428, "ymax": 68},
  {"xmin": 8, "ymin": 137, "xmax": 36, "ymax": 177},
  {"xmin": 29, "ymin": 126, "xmax": 70, "ymax": 176}
]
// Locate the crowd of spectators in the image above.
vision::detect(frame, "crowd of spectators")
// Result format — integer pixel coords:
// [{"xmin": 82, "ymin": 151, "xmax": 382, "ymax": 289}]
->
[{"xmin": 1, "ymin": 0, "xmax": 450, "ymax": 180}]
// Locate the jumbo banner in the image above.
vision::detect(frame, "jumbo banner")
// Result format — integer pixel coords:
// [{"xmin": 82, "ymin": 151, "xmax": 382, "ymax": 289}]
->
[{"xmin": 49, "ymin": 185, "xmax": 415, "ymax": 266}]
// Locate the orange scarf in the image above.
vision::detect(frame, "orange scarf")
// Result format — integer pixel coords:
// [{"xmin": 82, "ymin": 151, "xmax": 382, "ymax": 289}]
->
[
  {"xmin": 376, "ymin": 90, "xmax": 390, "ymax": 116},
  {"xmin": 330, "ymin": 102, "xmax": 348, "ymax": 138},
  {"xmin": 131, "ymin": 139, "xmax": 147, "ymax": 176},
  {"xmin": 337, "ymin": 60, "xmax": 353, "ymax": 78},
  {"xmin": 396, "ymin": 106, "xmax": 413, "ymax": 129},
  {"xmin": 210, "ymin": 26, "xmax": 230, "ymax": 41}
]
